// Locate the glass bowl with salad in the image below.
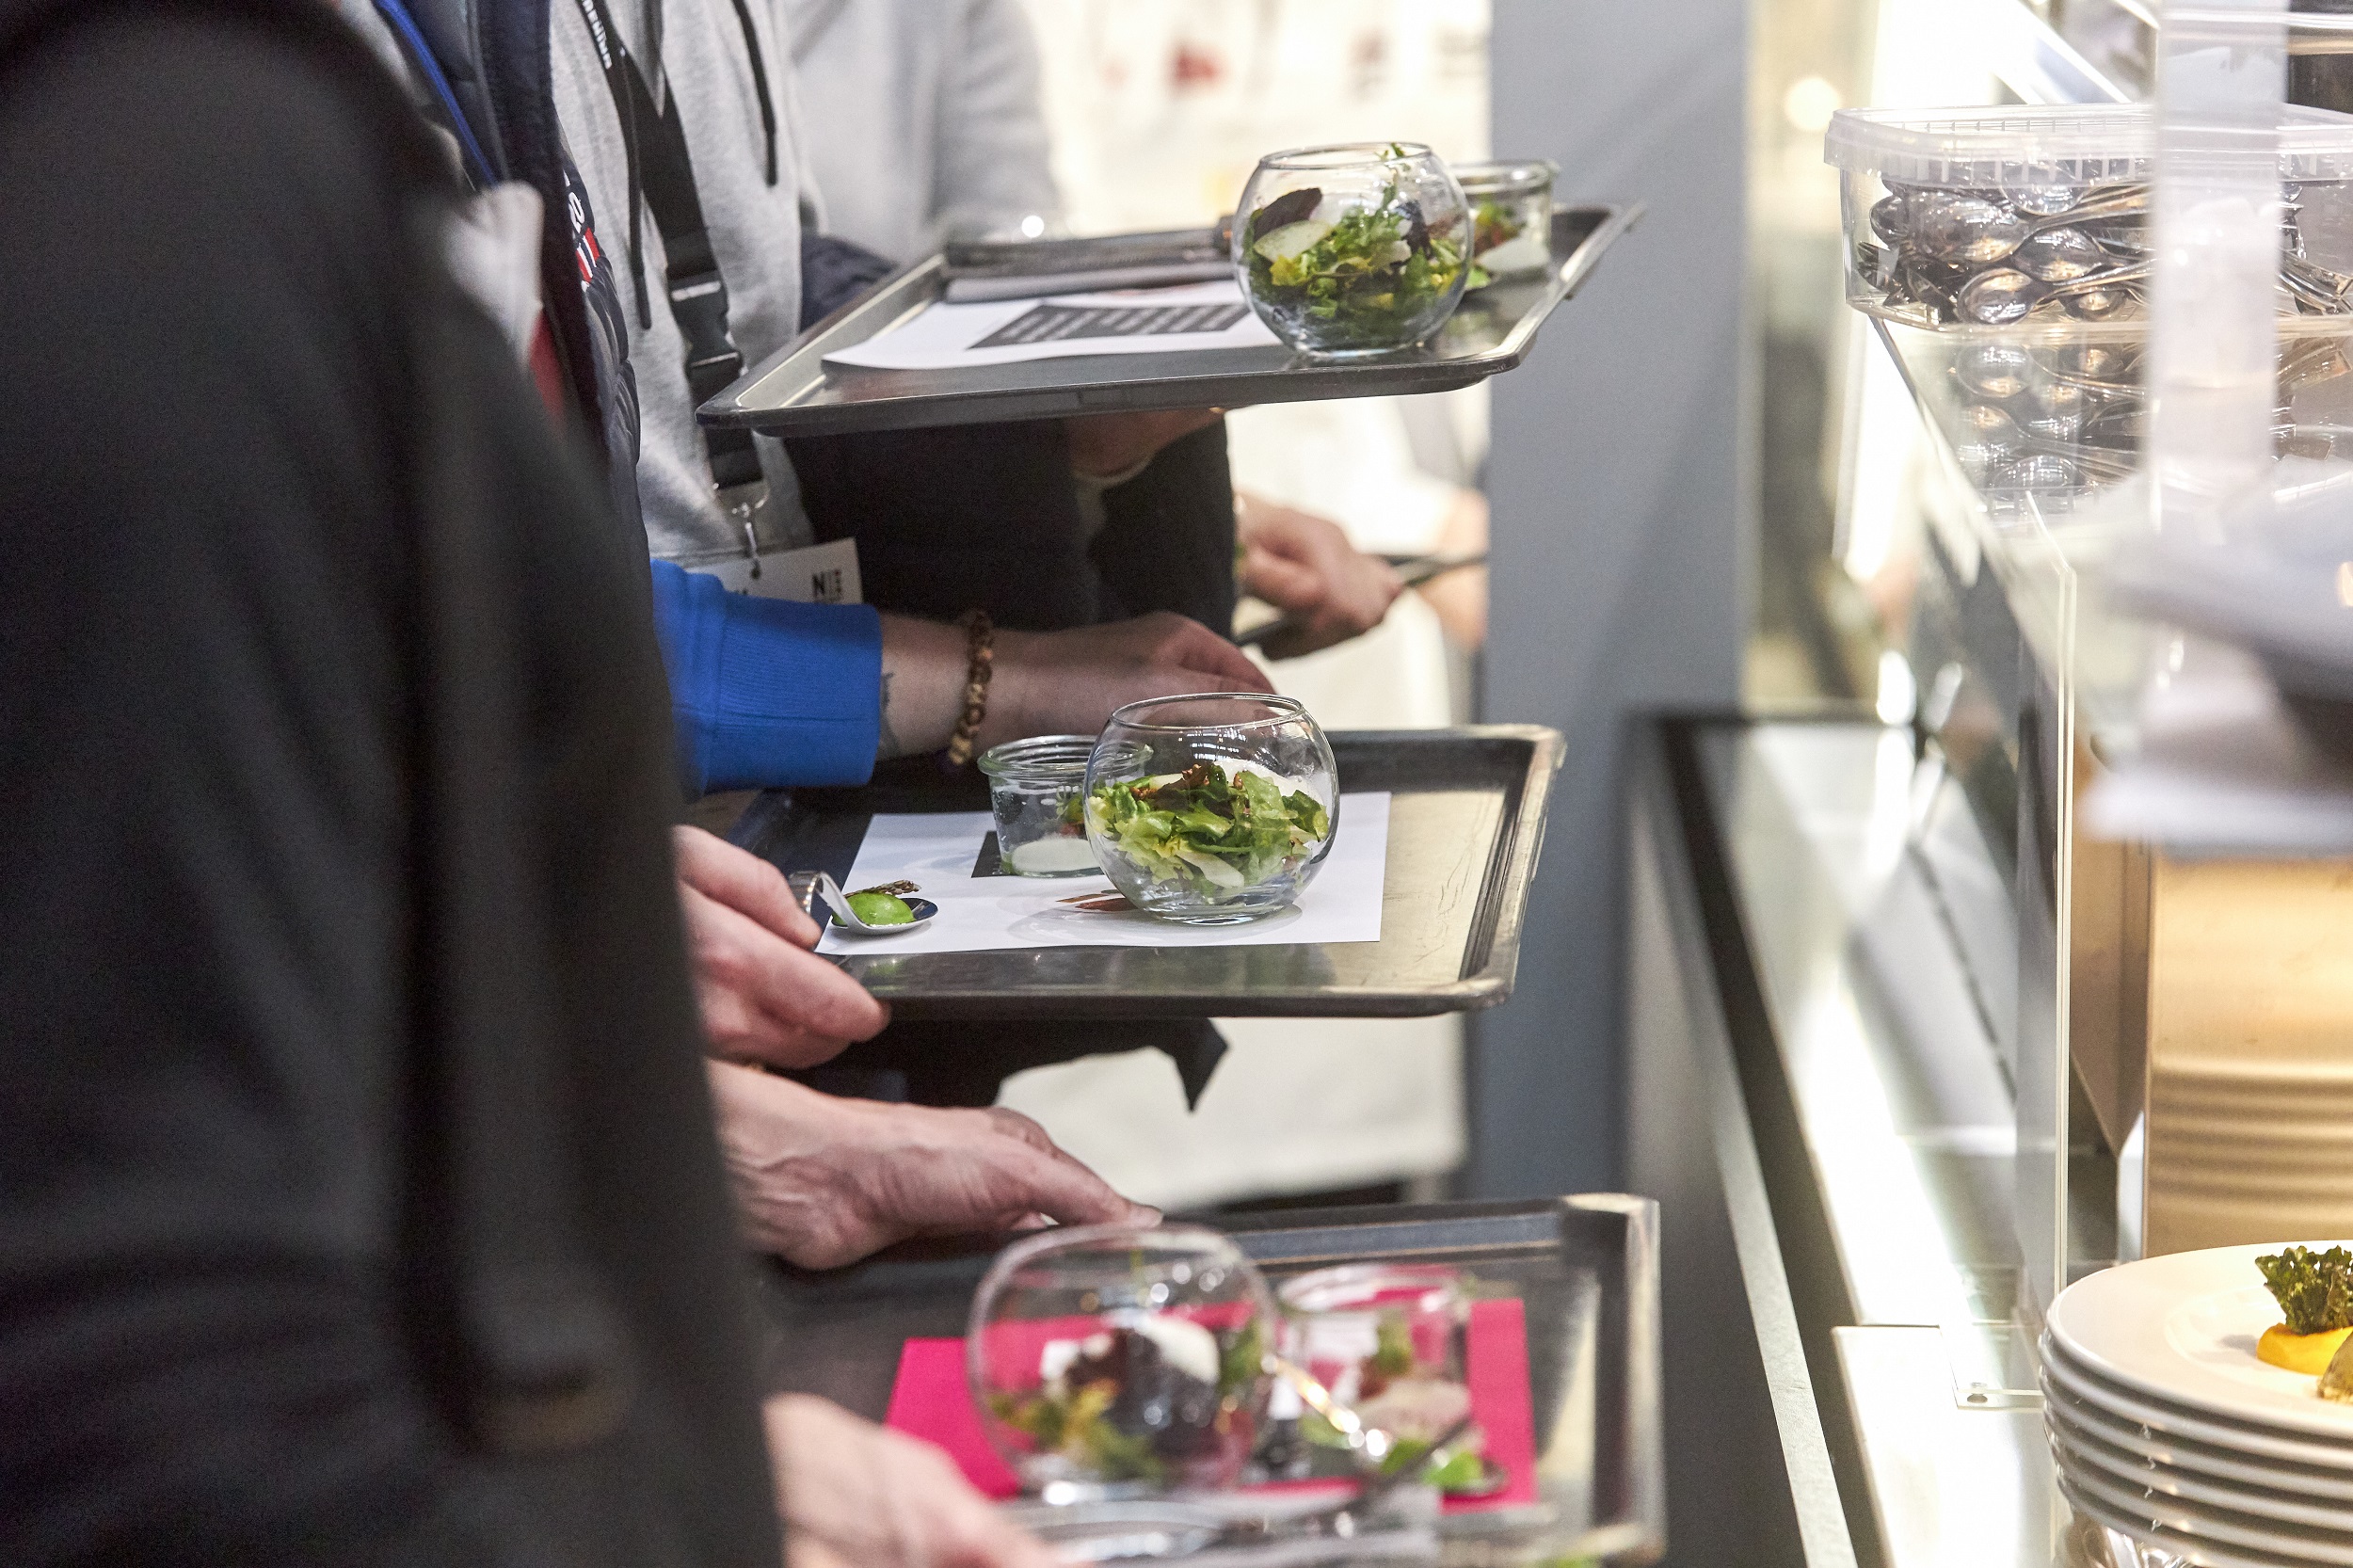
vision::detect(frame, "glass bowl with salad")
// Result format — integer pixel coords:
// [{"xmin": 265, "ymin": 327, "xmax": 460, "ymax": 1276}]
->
[
  {"xmin": 1276, "ymin": 1263, "xmax": 1498, "ymax": 1496},
  {"xmin": 978, "ymin": 735, "xmax": 1099, "ymax": 877},
  {"xmin": 1083, "ymin": 694, "xmax": 1337, "ymax": 925},
  {"xmin": 1235, "ymin": 142, "xmax": 1472, "ymax": 357},
  {"xmin": 968, "ymin": 1224, "xmax": 1275, "ymax": 1496},
  {"xmin": 1453, "ymin": 158, "xmax": 1558, "ymax": 283}
]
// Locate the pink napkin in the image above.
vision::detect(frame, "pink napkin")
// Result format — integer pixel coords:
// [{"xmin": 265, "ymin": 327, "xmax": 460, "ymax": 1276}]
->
[
  {"xmin": 884, "ymin": 1338, "xmax": 1023, "ymax": 1496},
  {"xmin": 883, "ymin": 1297, "xmax": 1539, "ymax": 1511}
]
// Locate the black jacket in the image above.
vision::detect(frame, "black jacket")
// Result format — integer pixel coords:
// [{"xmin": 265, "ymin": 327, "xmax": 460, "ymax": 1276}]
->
[{"xmin": 0, "ymin": 3, "xmax": 777, "ymax": 1561}]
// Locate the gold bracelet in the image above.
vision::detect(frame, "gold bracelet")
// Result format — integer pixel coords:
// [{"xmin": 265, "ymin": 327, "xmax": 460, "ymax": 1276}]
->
[{"xmin": 942, "ymin": 609, "xmax": 995, "ymax": 767}]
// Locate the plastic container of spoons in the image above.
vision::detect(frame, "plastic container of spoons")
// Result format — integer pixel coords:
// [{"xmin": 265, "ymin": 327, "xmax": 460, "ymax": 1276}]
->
[{"xmin": 1823, "ymin": 104, "xmax": 2353, "ymax": 334}]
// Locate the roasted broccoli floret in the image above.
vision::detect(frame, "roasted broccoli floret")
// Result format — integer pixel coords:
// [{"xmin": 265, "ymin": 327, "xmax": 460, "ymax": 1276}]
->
[{"xmin": 2256, "ymin": 1244, "xmax": 2353, "ymax": 1336}]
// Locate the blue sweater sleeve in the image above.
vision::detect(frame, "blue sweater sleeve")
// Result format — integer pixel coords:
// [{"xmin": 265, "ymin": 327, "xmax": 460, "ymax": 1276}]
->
[{"xmin": 648, "ymin": 560, "xmax": 881, "ymax": 794}]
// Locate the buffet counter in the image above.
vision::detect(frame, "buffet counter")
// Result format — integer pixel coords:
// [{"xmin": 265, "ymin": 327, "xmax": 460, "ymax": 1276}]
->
[{"xmin": 1627, "ymin": 715, "xmax": 2065, "ymax": 1568}]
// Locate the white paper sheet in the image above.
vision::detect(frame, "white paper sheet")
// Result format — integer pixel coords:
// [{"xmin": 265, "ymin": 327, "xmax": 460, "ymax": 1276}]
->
[
  {"xmin": 823, "ymin": 280, "xmax": 1279, "ymax": 371},
  {"xmin": 814, "ymin": 792, "xmax": 1389, "ymax": 955}
]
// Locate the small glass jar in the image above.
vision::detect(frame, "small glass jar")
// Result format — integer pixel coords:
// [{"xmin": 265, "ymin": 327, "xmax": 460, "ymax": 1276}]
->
[
  {"xmin": 1453, "ymin": 159, "xmax": 1558, "ymax": 281},
  {"xmin": 978, "ymin": 736, "xmax": 1100, "ymax": 877},
  {"xmin": 967, "ymin": 1224, "xmax": 1275, "ymax": 1496},
  {"xmin": 1234, "ymin": 142, "xmax": 1471, "ymax": 357},
  {"xmin": 1083, "ymin": 694, "xmax": 1337, "ymax": 925},
  {"xmin": 1278, "ymin": 1263, "xmax": 1483, "ymax": 1486}
]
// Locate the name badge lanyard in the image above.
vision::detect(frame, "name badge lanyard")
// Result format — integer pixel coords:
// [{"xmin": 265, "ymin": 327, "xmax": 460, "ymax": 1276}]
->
[{"xmin": 569, "ymin": 0, "xmax": 772, "ymax": 565}]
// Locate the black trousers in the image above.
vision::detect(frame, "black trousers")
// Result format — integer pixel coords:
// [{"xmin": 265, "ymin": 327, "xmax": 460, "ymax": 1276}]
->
[{"xmin": 786, "ymin": 419, "xmax": 1238, "ymax": 632}]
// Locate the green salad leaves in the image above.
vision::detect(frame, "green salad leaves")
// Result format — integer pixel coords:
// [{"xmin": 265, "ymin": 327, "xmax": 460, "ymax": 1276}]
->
[
  {"xmin": 992, "ymin": 1382, "xmax": 1167, "ymax": 1484},
  {"xmin": 2258, "ymin": 1245, "xmax": 2353, "ymax": 1336},
  {"xmin": 1087, "ymin": 761, "xmax": 1331, "ymax": 903}
]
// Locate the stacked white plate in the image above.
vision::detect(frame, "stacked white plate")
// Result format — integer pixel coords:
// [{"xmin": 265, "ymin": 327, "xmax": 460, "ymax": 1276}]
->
[{"xmin": 2044, "ymin": 1244, "xmax": 2353, "ymax": 1566}]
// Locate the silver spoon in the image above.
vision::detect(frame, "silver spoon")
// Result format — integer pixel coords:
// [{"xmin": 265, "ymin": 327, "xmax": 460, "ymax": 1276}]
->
[
  {"xmin": 790, "ymin": 871, "xmax": 936, "ymax": 936},
  {"xmin": 1908, "ymin": 185, "xmax": 2148, "ymax": 267},
  {"xmin": 2012, "ymin": 225, "xmax": 2105, "ymax": 283}
]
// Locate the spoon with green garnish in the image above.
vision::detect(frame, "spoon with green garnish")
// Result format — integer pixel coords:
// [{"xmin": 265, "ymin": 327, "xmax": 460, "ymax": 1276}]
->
[{"xmin": 797, "ymin": 871, "xmax": 936, "ymax": 936}]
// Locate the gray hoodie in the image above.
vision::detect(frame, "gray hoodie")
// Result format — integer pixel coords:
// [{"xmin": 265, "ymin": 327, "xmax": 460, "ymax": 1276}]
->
[{"xmin": 552, "ymin": 0, "xmax": 817, "ymax": 567}]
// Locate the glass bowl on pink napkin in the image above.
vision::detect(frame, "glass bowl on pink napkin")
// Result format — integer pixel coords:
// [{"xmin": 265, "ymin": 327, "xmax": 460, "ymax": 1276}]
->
[
  {"xmin": 891, "ymin": 1295, "xmax": 1541, "ymax": 1512},
  {"xmin": 965, "ymin": 1224, "xmax": 1277, "ymax": 1497},
  {"xmin": 1276, "ymin": 1263, "xmax": 1501, "ymax": 1497}
]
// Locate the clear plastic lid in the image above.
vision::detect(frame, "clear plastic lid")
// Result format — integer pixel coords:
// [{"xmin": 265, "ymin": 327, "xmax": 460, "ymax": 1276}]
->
[{"xmin": 1822, "ymin": 103, "xmax": 2353, "ymax": 186}]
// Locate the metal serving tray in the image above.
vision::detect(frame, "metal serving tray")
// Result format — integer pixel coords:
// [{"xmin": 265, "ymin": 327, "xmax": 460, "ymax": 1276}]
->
[
  {"xmin": 754, "ymin": 1195, "xmax": 1665, "ymax": 1566},
  {"xmin": 728, "ymin": 726, "xmax": 1563, "ymax": 1019},
  {"xmin": 700, "ymin": 206, "xmax": 1640, "ymax": 438}
]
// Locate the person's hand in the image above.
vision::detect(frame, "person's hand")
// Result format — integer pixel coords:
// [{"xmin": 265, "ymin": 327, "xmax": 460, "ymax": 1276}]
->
[
  {"xmin": 985, "ymin": 612, "xmax": 1272, "ymax": 747},
  {"xmin": 1064, "ymin": 408, "xmax": 1224, "ymax": 482},
  {"xmin": 766, "ymin": 1394, "xmax": 1057, "ymax": 1568},
  {"xmin": 674, "ymin": 826, "xmax": 888, "ymax": 1069},
  {"xmin": 709, "ymin": 1061, "xmax": 1159, "ymax": 1268},
  {"xmin": 1236, "ymin": 493, "xmax": 1403, "ymax": 659}
]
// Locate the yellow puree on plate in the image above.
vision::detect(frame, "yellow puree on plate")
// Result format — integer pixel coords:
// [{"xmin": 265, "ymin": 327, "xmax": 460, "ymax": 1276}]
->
[{"xmin": 2257, "ymin": 1322, "xmax": 2353, "ymax": 1375}]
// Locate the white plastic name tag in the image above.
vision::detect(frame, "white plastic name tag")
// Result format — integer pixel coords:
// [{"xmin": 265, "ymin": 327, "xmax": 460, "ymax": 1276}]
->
[{"xmin": 703, "ymin": 537, "xmax": 862, "ymax": 604}]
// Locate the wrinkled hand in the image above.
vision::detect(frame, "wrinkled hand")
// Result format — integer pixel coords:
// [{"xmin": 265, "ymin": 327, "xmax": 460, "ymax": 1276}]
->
[
  {"xmin": 1065, "ymin": 408, "xmax": 1224, "ymax": 482},
  {"xmin": 986, "ymin": 611, "xmax": 1272, "ymax": 747},
  {"xmin": 767, "ymin": 1395, "xmax": 1056, "ymax": 1568},
  {"xmin": 675, "ymin": 826, "xmax": 888, "ymax": 1069},
  {"xmin": 709, "ymin": 1061, "xmax": 1159, "ymax": 1269},
  {"xmin": 1236, "ymin": 494, "xmax": 1403, "ymax": 659}
]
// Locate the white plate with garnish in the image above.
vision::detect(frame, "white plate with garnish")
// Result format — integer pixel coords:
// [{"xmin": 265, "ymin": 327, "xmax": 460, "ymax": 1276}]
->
[{"xmin": 2049, "ymin": 1244, "xmax": 2353, "ymax": 1444}]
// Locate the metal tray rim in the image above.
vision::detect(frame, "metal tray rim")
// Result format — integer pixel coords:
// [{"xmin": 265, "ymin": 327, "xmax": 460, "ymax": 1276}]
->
[
  {"xmin": 700, "ymin": 204, "xmax": 1642, "ymax": 437},
  {"xmin": 733, "ymin": 724, "xmax": 1565, "ymax": 1019},
  {"xmin": 760, "ymin": 1193, "xmax": 1664, "ymax": 1564}
]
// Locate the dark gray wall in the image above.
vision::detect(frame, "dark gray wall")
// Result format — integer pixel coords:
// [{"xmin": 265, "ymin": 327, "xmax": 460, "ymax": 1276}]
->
[{"xmin": 1470, "ymin": 2, "xmax": 1752, "ymax": 1198}]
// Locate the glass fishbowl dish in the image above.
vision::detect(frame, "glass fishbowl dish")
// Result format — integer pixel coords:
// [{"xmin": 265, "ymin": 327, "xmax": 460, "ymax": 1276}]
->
[
  {"xmin": 967, "ymin": 1224, "xmax": 1276, "ymax": 1496},
  {"xmin": 979, "ymin": 736, "xmax": 1099, "ymax": 877},
  {"xmin": 1083, "ymin": 694, "xmax": 1337, "ymax": 925},
  {"xmin": 1235, "ymin": 142, "xmax": 1472, "ymax": 357},
  {"xmin": 1453, "ymin": 159, "xmax": 1558, "ymax": 282},
  {"xmin": 1277, "ymin": 1264, "xmax": 1497, "ymax": 1494}
]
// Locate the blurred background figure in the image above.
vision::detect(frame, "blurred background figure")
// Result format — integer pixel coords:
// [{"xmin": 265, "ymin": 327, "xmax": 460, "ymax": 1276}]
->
[
  {"xmin": 785, "ymin": 0, "xmax": 1061, "ymax": 261},
  {"xmin": 793, "ymin": 0, "xmax": 1497, "ymax": 1210}
]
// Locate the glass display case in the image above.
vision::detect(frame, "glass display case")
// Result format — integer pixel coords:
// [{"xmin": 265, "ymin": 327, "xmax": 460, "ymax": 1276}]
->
[{"xmin": 1687, "ymin": 1, "xmax": 2353, "ymax": 1562}]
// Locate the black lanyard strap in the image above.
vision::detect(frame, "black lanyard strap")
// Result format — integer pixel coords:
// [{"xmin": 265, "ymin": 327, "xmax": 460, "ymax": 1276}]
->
[
  {"xmin": 728, "ymin": 0, "xmax": 778, "ymax": 185},
  {"xmin": 568, "ymin": 0, "xmax": 762, "ymax": 497},
  {"xmin": 568, "ymin": 0, "xmax": 648, "ymax": 326}
]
